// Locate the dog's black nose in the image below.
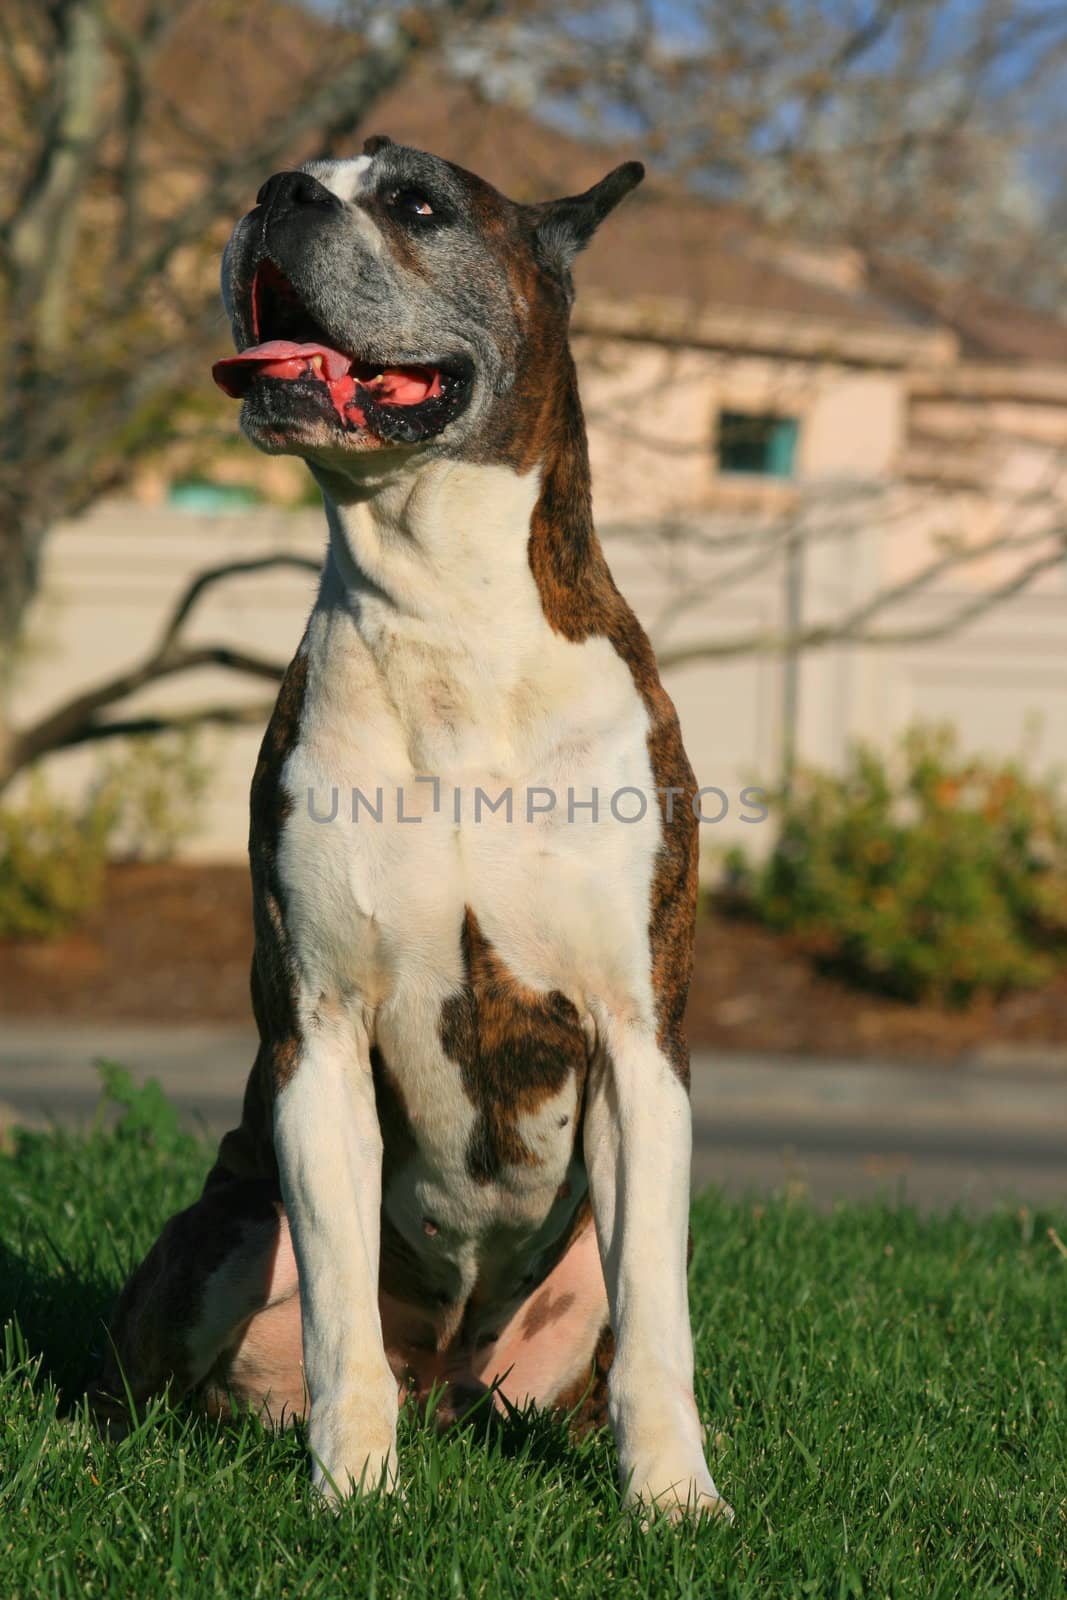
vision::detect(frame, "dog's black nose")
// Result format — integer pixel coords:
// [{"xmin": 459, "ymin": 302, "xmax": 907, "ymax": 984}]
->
[{"xmin": 255, "ymin": 170, "xmax": 341, "ymax": 214}]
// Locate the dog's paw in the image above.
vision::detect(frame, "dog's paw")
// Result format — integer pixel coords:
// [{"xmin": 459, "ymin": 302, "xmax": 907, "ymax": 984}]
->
[
  {"xmin": 307, "ymin": 1397, "xmax": 398, "ymax": 1504},
  {"xmin": 622, "ymin": 1461, "xmax": 734, "ymax": 1528},
  {"xmin": 311, "ymin": 1451, "xmax": 397, "ymax": 1505},
  {"xmin": 310, "ymin": 1439, "xmax": 399, "ymax": 1504}
]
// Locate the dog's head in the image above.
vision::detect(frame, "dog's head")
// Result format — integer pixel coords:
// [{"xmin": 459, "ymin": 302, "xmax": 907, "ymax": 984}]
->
[{"xmin": 214, "ymin": 138, "xmax": 643, "ymax": 478}]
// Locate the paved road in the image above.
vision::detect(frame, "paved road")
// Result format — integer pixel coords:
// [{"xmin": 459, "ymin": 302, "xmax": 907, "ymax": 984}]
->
[{"xmin": 1, "ymin": 1021, "xmax": 1064, "ymax": 1212}]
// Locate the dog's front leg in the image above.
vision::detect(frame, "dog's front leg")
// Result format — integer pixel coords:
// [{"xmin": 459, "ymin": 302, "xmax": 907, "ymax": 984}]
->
[
  {"xmin": 273, "ymin": 1005, "xmax": 397, "ymax": 1500},
  {"xmin": 584, "ymin": 1005, "xmax": 731, "ymax": 1524}
]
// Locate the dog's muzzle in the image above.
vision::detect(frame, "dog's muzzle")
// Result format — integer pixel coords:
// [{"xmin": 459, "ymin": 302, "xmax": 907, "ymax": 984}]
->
[{"xmin": 214, "ymin": 180, "xmax": 474, "ymax": 446}]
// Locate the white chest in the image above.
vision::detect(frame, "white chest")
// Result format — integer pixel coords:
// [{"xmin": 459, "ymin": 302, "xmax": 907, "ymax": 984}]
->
[
  {"xmin": 270, "ymin": 465, "xmax": 663, "ymax": 1274},
  {"xmin": 277, "ymin": 546, "xmax": 662, "ymax": 1029}
]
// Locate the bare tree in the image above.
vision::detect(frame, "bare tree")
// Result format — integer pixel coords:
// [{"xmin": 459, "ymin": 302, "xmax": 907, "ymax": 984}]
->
[
  {"xmin": 0, "ymin": 0, "xmax": 500, "ymax": 786},
  {"xmin": 480, "ymin": 0, "xmax": 1067, "ymax": 299},
  {"xmin": 613, "ymin": 489, "xmax": 1067, "ymax": 669}
]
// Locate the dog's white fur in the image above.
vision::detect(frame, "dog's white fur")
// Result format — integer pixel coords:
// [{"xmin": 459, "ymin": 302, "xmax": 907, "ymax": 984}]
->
[{"xmin": 270, "ymin": 455, "xmax": 725, "ymax": 1514}]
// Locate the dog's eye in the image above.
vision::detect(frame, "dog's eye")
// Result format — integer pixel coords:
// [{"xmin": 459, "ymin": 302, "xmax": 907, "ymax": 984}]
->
[{"xmin": 387, "ymin": 187, "xmax": 434, "ymax": 218}]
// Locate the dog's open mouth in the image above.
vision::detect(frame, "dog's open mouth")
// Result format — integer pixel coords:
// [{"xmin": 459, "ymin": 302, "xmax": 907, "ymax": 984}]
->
[{"xmin": 212, "ymin": 262, "xmax": 472, "ymax": 444}]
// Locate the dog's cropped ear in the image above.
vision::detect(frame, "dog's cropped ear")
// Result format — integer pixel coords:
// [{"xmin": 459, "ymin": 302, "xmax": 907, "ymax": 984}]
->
[
  {"xmin": 363, "ymin": 134, "xmax": 394, "ymax": 157},
  {"xmin": 530, "ymin": 161, "xmax": 645, "ymax": 277}
]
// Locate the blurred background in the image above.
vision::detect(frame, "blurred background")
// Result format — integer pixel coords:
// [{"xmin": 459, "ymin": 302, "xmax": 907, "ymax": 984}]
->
[{"xmin": 1, "ymin": 0, "xmax": 1066, "ymax": 1207}]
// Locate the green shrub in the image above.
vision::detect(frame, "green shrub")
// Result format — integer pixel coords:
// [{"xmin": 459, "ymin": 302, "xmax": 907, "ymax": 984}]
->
[
  {"xmin": 92, "ymin": 730, "xmax": 210, "ymax": 862},
  {"xmin": 0, "ymin": 733, "xmax": 210, "ymax": 940},
  {"xmin": 734, "ymin": 726, "xmax": 1067, "ymax": 1005},
  {"xmin": 0, "ymin": 776, "xmax": 117, "ymax": 939}
]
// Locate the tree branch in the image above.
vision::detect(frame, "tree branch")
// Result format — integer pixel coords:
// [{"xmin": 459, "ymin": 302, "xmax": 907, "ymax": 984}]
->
[
  {"xmin": 4, "ymin": 0, "xmax": 108, "ymax": 351},
  {"xmin": 1, "ymin": 544, "xmax": 328, "ymax": 788},
  {"xmin": 7, "ymin": 642, "xmax": 287, "ymax": 783},
  {"xmin": 856, "ymin": 546, "xmax": 1067, "ymax": 647},
  {"xmin": 156, "ymin": 552, "xmax": 321, "ymax": 653},
  {"xmin": 656, "ymin": 540, "xmax": 1067, "ymax": 668},
  {"xmin": 44, "ymin": 699, "xmax": 279, "ymax": 755},
  {"xmin": 126, "ymin": 0, "xmax": 498, "ymax": 296}
]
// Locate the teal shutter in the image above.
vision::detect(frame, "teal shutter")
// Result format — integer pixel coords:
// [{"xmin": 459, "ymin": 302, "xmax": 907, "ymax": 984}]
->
[{"xmin": 767, "ymin": 417, "xmax": 798, "ymax": 478}]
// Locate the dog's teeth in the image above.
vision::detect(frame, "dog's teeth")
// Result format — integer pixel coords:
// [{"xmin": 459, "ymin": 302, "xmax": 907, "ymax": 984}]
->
[{"xmin": 310, "ymin": 354, "xmax": 324, "ymax": 372}]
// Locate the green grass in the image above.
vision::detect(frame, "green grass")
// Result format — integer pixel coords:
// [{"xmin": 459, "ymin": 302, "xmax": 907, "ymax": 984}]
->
[{"xmin": 1, "ymin": 1071, "xmax": 1065, "ymax": 1599}]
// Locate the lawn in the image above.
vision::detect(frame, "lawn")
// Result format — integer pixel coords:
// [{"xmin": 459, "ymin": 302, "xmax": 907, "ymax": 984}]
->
[{"xmin": 1, "ymin": 1072, "xmax": 1064, "ymax": 1599}]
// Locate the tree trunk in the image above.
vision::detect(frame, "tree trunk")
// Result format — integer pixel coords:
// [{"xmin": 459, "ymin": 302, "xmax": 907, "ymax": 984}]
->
[
  {"xmin": 0, "ymin": 505, "xmax": 48, "ymax": 789},
  {"xmin": 0, "ymin": 508, "xmax": 47, "ymax": 677}
]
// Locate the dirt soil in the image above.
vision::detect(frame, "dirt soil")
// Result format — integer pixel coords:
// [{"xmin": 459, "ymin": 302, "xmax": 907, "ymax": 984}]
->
[{"xmin": 2, "ymin": 863, "xmax": 1067, "ymax": 1061}]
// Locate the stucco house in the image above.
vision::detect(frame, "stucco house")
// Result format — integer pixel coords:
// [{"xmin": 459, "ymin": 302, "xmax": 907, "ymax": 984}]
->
[{"xmin": 14, "ymin": 79, "xmax": 1067, "ymax": 859}]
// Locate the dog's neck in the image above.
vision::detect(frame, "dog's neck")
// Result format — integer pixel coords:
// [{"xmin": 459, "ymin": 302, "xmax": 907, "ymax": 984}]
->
[
  {"xmin": 314, "ymin": 352, "xmax": 605, "ymax": 658},
  {"xmin": 321, "ymin": 459, "xmax": 540, "ymax": 628}
]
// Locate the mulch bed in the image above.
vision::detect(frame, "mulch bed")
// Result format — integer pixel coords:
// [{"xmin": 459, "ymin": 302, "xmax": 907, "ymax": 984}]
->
[
  {"xmin": 3, "ymin": 863, "xmax": 1067, "ymax": 1061},
  {"xmin": 0, "ymin": 864, "xmax": 254, "ymax": 1025}
]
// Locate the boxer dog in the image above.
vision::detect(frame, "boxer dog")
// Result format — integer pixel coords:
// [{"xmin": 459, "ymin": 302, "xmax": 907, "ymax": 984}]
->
[{"xmin": 91, "ymin": 137, "xmax": 730, "ymax": 1524}]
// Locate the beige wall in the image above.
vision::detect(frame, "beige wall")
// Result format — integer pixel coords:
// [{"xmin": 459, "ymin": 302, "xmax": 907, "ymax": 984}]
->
[
  {"xmin": 11, "ymin": 505, "xmax": 323, "ymax": 858},
  {"xmin": 577, "ymin": 337, "xmax": 1067, "ymax": 601},
  {"xmin": 575, "ymin": 337, "xmax": 906, "ymax": 523}
]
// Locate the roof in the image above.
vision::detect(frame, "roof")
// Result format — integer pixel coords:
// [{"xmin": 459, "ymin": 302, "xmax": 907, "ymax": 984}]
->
[
  {"xmin": 865, "ymin": 256, "xmax": 1067, "ymax": 366},
  {"xmin": 148, "ymin": 22, "xmax": 1067, "ymax": 372}
]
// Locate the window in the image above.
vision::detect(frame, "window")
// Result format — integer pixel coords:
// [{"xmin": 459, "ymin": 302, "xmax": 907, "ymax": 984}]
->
[
  {"xmin": 167, "ymin": 478, "xmax": 262, "ymax": 513},
  {"xmin": 717, "ymin": 411, "xmax": 799, "ymax": 478}
]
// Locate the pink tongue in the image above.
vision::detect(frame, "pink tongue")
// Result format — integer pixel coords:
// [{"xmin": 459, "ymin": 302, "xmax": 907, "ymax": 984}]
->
[
  {"xmin": 212, "ymin": 341, "xmax": 351, "ymax": 398},
  {"xmin": 377, "ymin": 369, "xmax": 440, "ymax": 405},
  {"xmin": 211, "ymin": 342, "xmax": 443, "ymax": 430}
]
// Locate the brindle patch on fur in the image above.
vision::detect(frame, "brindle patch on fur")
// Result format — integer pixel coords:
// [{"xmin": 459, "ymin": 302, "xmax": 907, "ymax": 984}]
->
[
  {"xmin": 214, "ymin": 647, "xmax": 312, "ymax": 1182},
  {"xmin": 555, "ymin": 1322, "xmax": 615, "ymax": 1439},
  {"xmin": 439, "ymin": 908, "xmax": 588, "ymax": 1183},
  {"xmin": 522, "ymin": 1287, "xmax": 576, "ymax": 1338},
  {"xmin": 521, "ymin": 367, "xmax": 698, "ymax": 1084},
  {"xmin": 371, "ymin": 1045, "xmax": 418, "ymax": 1186},
  {"xmin": 248, "ymin": 647, "xmax": 310, "ymax": 1097},
  {"xmin": 90, "ymin": 1175, "xmax": 281, "ymax": 1425}
]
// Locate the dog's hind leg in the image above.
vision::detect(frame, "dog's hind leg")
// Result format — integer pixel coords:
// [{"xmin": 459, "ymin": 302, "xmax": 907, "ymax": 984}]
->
[
  {"xmin": 89, "ymin": 1164, "xmax": 286, "ymax": 1427},
  {"xmin": 89, "ymin": 1161, "xmax": 291, "ymax": 1430}
]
